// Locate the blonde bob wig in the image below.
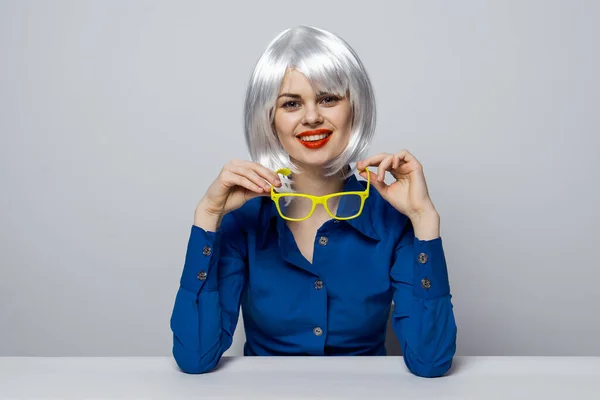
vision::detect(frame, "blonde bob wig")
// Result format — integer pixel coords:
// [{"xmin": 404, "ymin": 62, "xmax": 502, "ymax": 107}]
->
[{"xmin": 243, "ymin": 25, "xmax": 376, "ymax": 180}]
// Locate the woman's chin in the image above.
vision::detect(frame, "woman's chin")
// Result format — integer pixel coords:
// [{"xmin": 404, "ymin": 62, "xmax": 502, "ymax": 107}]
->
[{"xmin": 292, "ymin": 148, "xmax": 346, "ymax": 168}]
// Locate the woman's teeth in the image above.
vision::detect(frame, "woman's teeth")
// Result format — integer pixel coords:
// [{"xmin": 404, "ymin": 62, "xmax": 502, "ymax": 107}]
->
[{"xmin": 299, "ymin": 133, "xmax": 331, "ymax": 142}]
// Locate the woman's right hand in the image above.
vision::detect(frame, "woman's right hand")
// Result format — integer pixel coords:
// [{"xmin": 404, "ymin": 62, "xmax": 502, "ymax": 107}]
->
[{"xmin": 195, "ymin": 160, "xmax": 281, "ymax": 230}]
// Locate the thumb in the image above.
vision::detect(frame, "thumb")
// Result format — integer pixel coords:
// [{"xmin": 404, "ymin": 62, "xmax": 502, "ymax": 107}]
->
[
  {"xmin": 256, "ymin": 190, "xmax": 273, "ymax": 198},
  {"xmin": 243, "ymin": 188, "xmax": 272, "ymax": 202},
  {"xmin": 360, "ymin": 170, "xmax": 388, "ymax": 199}
]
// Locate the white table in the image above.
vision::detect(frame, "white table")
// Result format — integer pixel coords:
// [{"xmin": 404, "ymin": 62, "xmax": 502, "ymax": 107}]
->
[{"xmin": 1, "ymin": 356, "xmax": 599, "ymax": 399}]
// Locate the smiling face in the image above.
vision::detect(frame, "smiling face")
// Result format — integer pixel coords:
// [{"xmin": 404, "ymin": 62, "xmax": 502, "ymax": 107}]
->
[{"xmin": 273, "ymin": 68, "xmax": 353, "ymax": 170}]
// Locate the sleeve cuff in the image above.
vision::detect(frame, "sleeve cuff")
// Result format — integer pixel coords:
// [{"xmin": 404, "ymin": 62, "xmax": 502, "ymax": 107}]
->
[
  {"xmin": 179, "ymin": 225, "xmax": 222, "ymax": 294},
  {"xmin": 412, "ymin": 236, "xmax": 451, "ymax": 299}
]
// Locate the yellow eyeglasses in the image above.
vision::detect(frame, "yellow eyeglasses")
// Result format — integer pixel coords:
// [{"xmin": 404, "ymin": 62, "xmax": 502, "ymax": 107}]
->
[{"xmin": 270, "ymin": 167, "xmax": 370, "ymax": 222}]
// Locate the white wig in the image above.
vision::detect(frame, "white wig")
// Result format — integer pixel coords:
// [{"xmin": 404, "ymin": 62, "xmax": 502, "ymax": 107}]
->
[{"xmin": 243, "ymin": 25, "xmax": 376, "ymax": 180}]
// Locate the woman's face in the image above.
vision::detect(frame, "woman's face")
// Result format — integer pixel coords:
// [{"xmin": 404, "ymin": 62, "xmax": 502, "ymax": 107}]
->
[{"xmin": 273, "ymin": 68, "xmax": 352, "ymax": 170}]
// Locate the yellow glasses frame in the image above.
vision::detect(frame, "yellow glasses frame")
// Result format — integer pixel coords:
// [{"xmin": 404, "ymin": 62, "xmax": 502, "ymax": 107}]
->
[{"xmin": 270, "ymin": 167, "xmax": 370, "ymax": 222}]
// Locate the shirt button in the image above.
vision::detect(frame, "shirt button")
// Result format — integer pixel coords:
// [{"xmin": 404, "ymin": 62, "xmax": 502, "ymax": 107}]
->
[
  {"xmin": 197, "ymin": 271, "xmax": 207, "ymax": 281},
  {"xmin": 203, "ymin": 246, "xmax": 212, "ymax": 256},
  {"xmin": 418, "ymin": 252, "xmax": 428, "ymax": 264},
  {"xmin": 318, "ymin": 236, "xmax": 328, "ymax": 246},
  {"xmin": 333, "ymin": 220, "xmax": 340, "ymax": 224},
  {"xmin": 313, "ymin": 327, "xmax": 323, "ymax": 336},
  {"xmin": 314, "ymin": 280, "xmax": 323, "ymax": 290},
  {"xmin": 421, "ymin": 278, "xmax": 431, "ymax": 290}
]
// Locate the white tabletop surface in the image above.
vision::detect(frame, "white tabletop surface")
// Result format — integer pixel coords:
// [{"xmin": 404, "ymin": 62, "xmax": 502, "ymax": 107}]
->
[{"xmin": 1, "ymin": 356, "xmax": 599, "ymax": 399}]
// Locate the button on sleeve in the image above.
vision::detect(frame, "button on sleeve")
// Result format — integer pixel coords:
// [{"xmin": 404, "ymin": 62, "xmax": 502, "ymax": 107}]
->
[
  {"xmin": 389, "ymin": 217, "xmax": 456, "ymax": 377},
  {"xmin": 179, "ymin": 225, "xmax": 222, "ymax": 294},
  {"xmin": 412, "ymin": 236, "xmax": 450, "ymax": 299},
  {"xmin": 171, "ymin": 211, "xmax": 248, "ymax": 374}
]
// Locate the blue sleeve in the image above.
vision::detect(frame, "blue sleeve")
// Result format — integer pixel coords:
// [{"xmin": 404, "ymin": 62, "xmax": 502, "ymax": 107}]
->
[
  {"xmin": 390, "ymin": 219, "xmax": 457, "ymax": 377},
  {"xmin": 169, "ymin": 211, "xmax": 247, "ymax": 374}
]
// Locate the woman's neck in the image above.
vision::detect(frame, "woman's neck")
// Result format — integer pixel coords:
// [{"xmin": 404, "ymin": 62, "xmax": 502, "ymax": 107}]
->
[{"xmin": 290, "ymin": 163, "xmax": 349, "ymax": 196}]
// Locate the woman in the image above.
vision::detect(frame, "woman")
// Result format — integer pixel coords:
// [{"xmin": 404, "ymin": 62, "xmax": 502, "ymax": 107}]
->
[{"xmin": 170, "ymin": 26, "xmax": 457, "ymax": 378}]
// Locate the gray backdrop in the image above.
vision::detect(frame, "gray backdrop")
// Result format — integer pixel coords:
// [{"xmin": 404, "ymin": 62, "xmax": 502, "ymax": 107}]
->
[{"xmin": 1, "ymin": 0, "xmax": 598, "ymax": 357}]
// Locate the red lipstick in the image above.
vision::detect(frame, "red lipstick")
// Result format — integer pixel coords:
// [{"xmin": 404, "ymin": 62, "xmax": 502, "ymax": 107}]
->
[{"xmin": 296, "ymin": 129, "xmax": 333, "ymax": 150}]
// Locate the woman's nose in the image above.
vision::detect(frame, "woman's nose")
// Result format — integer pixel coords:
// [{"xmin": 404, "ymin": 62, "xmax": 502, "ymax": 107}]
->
[{"xmin": 302, "ymin": 105, "xmax": 324, "ymax": 125}]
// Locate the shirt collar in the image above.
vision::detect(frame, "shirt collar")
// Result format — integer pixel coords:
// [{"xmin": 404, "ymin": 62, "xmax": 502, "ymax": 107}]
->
[{"xmin": 257, "ymin": 170, "xmax": 380, "ymax": 248}]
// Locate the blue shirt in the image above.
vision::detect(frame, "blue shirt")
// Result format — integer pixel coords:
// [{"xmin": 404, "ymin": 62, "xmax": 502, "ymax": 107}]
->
[{"xmin": 170, "ymin": 171, "xmax": 457, "ymax": 377}]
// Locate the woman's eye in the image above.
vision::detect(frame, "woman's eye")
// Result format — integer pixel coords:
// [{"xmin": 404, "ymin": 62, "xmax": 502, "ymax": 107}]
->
[
  {"xmin": 282, "ymin": 96, "xmax": 339, "ymax": 109},
  {"xmin": 321, "ymin": 96, "xmax": 339, "ymax": 104},
  {"xmin": 282, "ymin": 101, "xmax": 299, "ymax": 108}
]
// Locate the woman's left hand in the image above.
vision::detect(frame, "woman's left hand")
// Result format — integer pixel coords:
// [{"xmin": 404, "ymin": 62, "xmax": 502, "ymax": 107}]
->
[{"xmin": 357, "ymin": 150, "xmax": 437, "ymax": 220}]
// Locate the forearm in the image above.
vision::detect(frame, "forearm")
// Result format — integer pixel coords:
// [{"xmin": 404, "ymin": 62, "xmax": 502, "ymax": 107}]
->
[
  {"xmin": 171, "ymin": 286, "xmax": 227, "ymax": 374},
  {"xmin": 194, "ymin": 199, "xmax": 224, "ymax": 232},
  {"xmin": 171, "ymin": 222, "xmax": 244, "ymax": 374},
  {"xmin": 171, "ymin": 226, "xmax": 225, "ymax": 373},
  {"xmin": 396, "ymin": 295, "xmax": 457, "ymax": 377},
  {"xmin": 391, "ymin": 215, "xmax": 457, "ymax": 377},
  {"xmin": 410, "ymin": 210, "xmax": 440, "ymax": 241}
]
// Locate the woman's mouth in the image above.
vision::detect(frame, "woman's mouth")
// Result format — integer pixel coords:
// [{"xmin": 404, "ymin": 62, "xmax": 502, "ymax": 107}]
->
[{"xmin": 296, "ymin": 129, "xmax": 333, "ymax": 149}]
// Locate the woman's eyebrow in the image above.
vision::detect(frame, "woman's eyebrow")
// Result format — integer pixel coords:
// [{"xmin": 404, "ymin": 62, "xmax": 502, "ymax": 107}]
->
[
  {"xmin": 277, "ymin": 93, "xmax": 301, "ymax": 99},
  {"xmin": 277, "ymin": 91, "xmax": 333, "ymax": 99}
]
